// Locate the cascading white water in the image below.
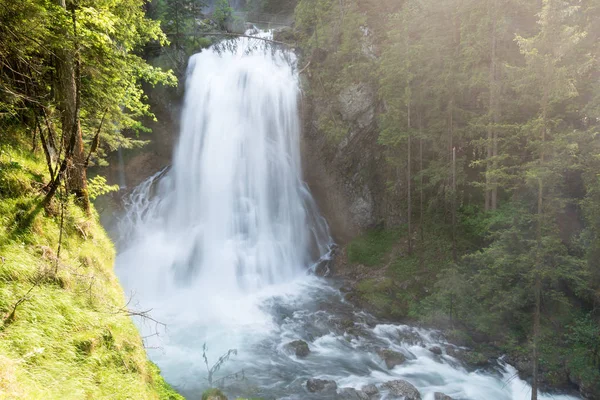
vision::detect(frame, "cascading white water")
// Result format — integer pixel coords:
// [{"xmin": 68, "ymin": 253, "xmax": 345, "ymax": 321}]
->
[
  {"xmin": 115, "ymin": 31, "xmax": 333, "ymax": 394},
  {"xmin": 117, "ymin": 31, "xmax": 331, "ymax": 296},
  {"xmin": 115, "ymin": 31, "xmax": 580, "ymax": 400}
]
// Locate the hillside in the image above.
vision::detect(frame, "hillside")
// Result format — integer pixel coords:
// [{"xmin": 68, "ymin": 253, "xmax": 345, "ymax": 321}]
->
[{"xmin": 0, "ymin": 134, "xmax": 181, "ymax": 399}]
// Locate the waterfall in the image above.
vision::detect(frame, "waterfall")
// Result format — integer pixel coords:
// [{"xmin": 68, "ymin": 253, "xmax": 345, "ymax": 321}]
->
[
  {"xmin": 117, "ymin": 32, "xmax": 331, "ymax": 297},
  {"xmin": 114, "ymin": 32, "xmax": 333, "ymax": 392}
]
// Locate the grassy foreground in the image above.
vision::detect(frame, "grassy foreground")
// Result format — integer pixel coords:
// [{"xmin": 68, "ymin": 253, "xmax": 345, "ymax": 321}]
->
[{"xmin": 0, "ymin": 140, "xmax": 182, "ymax": 399}]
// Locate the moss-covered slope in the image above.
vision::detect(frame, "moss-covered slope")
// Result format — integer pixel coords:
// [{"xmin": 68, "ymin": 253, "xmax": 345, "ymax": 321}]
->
[{"xmin": 0, "ymin": 141, "xmax": 182, "ymax": 399}]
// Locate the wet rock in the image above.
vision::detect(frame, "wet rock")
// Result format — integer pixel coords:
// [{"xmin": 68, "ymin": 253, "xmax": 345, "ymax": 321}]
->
[
  {"xmin": 504, "ymin": 354, "xmax": 532, "ymax": 378},
  {"xmin": 314, "ymin": 257, "xmax": 332, "ymax": 277},
  {"xmin": 307, "ymin": 378, "xmax": 338, "ymax": 393},
  {"xmin": 361, "ymin": 384, "xmax": 380, "ymax": 399},
  {"xmin": 434, "ymin": 393, "xmax": 453, "ymax": 400},
  {"xmin": 430, "ymin": 346, "xmax": 443, "ymax": 355},
  {"xmin": 445, "ymin": 346, "xmax": 490, "ymax": 368},
  {"xmin": 463, "ymin": 350, "xmax": 489, "ymax": 367},
  {"xmin": 337, "ymin": 387, "xmax": 369, "ymax": 400},
  {"xmin": 348, "ymin": 188, "xmax": 375, "ymax": 228},
  {"xmin": 381, "ymin": 380, "xmax": 421, "ymax": 400},
  {"xmin": 376, "ymin": 349, "xmax": 406, "ymax": 369},
  {"xmin": 446, "ymin": 330, "xmax": 473, "ymax": 347},
  {"xmin": 397, "ymin": 328, "xmax": 424, "ymax": 346},
  {"xmin": 340, "ymin": 319, "xmax": 354, "ymax": 329},
  {"xmin": 273, "ymin": 26, "xmax": 296, "ymax": 43},
  {"xmin": 286, "ymin": 340, "xmax": 310, "ymax": 357},
  {"xmin": 445, "ymin": 346, "xmax": 464, "ymax": 360}
]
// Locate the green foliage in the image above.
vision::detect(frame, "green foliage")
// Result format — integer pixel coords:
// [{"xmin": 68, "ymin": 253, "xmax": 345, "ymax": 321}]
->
[
  {"xmin": 298, "ymin": 0, "xmax": 600, "ymax": 392},
  {"xmin": 158, "ymin": 0, "xmax": 205, "ymax": 49},
  {"xmin": 0, "ymin": 141, "xmax": 181, "ymax": 399},
  {"xmin": 295, "ymin": 0, "xmax": 376, "ymax": 144},
  {"xmin": 213, "ymin": 0, "xmax": 233, "ymax": 30},
  {"xmin": 564, "ymin": 315, "xmax": 600, "ymax": 391},
  {"xmin": 87, "ymin": 175, "xmax": 119, "ymax": 200},
  {"xmin": 347, "ymin": 228, "xmax": 402, "ymax": 267},
  {"xmin": 0, "ymin": 0, "xmax": 176, "ymax": 171},
  {"xmin": 245, "ymin": 0, "xmax": 297, "ymax": 14}
]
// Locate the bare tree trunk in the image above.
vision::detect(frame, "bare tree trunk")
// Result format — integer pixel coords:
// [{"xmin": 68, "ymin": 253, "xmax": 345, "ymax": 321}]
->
[
  {"xmin": 407, "ymin": 92, "xmax": 412, "ymax": 256},
  {"xmin": 419, "ymin": 112, "xmax": 424, "ymax": 247},
  {"xmin": 408, "ymin": 131, "xmax": 412, "ymax": 255},
  {"xmin": 532, "ymin": 86, "xmax": 548, "ymax": 400},
  {"xmin": 486, "ymin": 127, "xmax": 492, "ymax": 211},
  {"xmin": 405, "ymin": 23, "xmax": 412, "ymax": 256},
  {"xmin": 490, "ymin": 0, "xmax": 499, "ymax": 211},
  {"xmin": 452, "ymin": 146, "xmax": 457, "ymax": 263},
  {"xmin": 35, "ymin": 112, "xmax": 54, "ymax": 178},
  {"xmin": 532, "ymin": 269, "xmax": 541, "ymax": 400}
]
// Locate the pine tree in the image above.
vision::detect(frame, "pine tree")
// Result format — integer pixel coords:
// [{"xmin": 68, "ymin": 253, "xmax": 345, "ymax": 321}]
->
[
  {"xmin": 515, "ymin": 1, "xmax": 587, "ymax": 396},
  {"xmin": 162, "ymin": 0, "xmax": 205, "ymax": 48}
]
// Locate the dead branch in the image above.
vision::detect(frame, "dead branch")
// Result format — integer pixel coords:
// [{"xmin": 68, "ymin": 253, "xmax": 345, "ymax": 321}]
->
[
  {"xmin": 107, "ymin": 293, "xmax": 167, "ymax": 349},
  {"xmin": 36, "ymin": 112, "xmax": 54, "ymax": 178},
  {"xmin": 84, "ymin": 108, "xmax": 108, "ymax": 168},
  {"xmin": 298, "ymin": 60, "xmax": 311, "ymax": 75},
  {"xmin": 3, "ymin": 272, "xmax": 44, "ymax": 325},
  {"xmin": 55, "ymin": 181, "xmax": 67, "ymax": 275},
  {"xmin": 193, "ymin": 32, "xmax": 290, "ymax": 47}
]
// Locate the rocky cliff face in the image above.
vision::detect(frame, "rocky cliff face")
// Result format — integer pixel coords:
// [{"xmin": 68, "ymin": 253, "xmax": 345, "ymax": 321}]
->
[{"xmin": 300, "ymin": 60, "xmax": 403, "ymax": 245}]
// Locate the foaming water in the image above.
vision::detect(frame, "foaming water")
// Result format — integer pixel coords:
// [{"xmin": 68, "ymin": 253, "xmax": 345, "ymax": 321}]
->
[{"xmin": 114, "ymin": 32, "xmax": 580, "ymax": 399}]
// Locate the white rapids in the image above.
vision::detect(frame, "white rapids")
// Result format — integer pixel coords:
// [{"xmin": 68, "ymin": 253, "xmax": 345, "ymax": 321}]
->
[{"xmin": 113, "ymin": 31, "xmax": 580, "ymax": 400}]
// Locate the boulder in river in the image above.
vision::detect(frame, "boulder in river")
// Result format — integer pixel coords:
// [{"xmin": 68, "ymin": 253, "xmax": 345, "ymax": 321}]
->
[
  {"xmin": 286, "ymin": 340, "xmax": 310, "ymax": 357},
  {"xmin": 314, "ymin": 257, "xmax": 332, "ymax": 277},
  {"xmin": 429, "ymin": 346, "xmax": 443, "ymax": 355},
  {"xmin": 445, "ymin": 345, "xmax": 464, "ymax": 360},
  {"xmin": 337, "ymin": 387, "xmax": 370, "ymax": 400},
  {"xmin": 396, "ymin": 328, "xmax": 424, "ymax": 346},
  {"xmin": 434, "ymin": 393, "xmax": 454, "ymax": 400},
  {"xmin": 307, "ymin": 378, "xmax": 338, "ymax": 393},
  {"xmin": 381, "ymin": 380, "xmax": 421, "ymax": 400},
  {"xmin": 361, "ymin": 384, "xmax": 380, "ymax": 399},
  {"xmin": 377, "ymin": 349, "xmax": 406, "ymax": 369}
]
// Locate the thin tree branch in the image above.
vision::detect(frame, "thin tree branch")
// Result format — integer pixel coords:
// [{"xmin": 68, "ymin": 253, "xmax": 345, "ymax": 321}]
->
[
  {"xmin": 84, "ymin": 108, "xmax": 108, "ymax": 168},
  {"xmin": 193, "ymin": 32, "xmax": 290, "ymax": 46}
]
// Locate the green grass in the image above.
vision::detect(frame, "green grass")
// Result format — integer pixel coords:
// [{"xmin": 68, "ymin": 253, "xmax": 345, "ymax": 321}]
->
[
  {"xmin": 347, "ymin": 226, "xmax": 455, "ymax": 320},
  {"xmin": 347, "ymin": 227, "xmax": 403, "ymax": 266},
  {"xmin": 0, "ymin": 142, "xmax": 182, "ymax": 399}
]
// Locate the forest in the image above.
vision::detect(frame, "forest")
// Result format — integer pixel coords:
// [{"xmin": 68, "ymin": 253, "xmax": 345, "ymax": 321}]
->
[{"xmin": 294, "ymin": 0, "xmax": 600, "ymax": 397}]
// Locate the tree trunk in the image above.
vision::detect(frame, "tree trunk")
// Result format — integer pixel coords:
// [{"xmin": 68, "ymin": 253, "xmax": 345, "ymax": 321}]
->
[
  {"xmin": 52, "ymin": 0, "xmax": 89, "ymax": 212},
  {"xmin": 406, "ymin": 23, "xmax": 412, "ymax": 256},
  {"xmin": 408, "ymin": 129, "xmax": 412, "ymax": 256},
  {"xmin": 419, "ymin": 112, "xmax": 424, "ymax": 247},
  {"xmin": 407, "ymin": 92, "xmax": 412, "ymax": 256},
  {"xmin": 490, "ymin": 0, "xmax": 500, "ymax": 210},
  {"xmin": 452, "ymin": 146, "xmax": 457, "ymax": 263},
  {"xmin": 532, "ymin": 262, "xmax": 541, "ymax": 400},
  {"xmin": 532, "ymin": 84, "xmax": 548, "ymax": 400}
]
